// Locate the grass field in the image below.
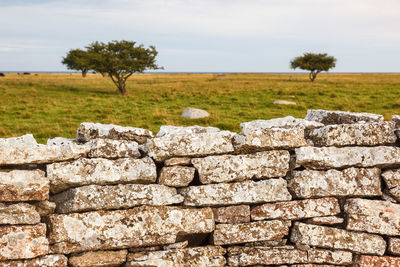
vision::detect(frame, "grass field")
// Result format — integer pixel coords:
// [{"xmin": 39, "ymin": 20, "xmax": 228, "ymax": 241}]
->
[{"xmin": 1, "ymin": 73, "xmax": 400, "ymax": 143}]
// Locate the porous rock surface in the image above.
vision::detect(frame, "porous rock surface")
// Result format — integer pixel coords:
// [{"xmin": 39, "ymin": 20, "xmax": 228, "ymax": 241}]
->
[
  {"xmin": 156, "ymin": 125, "xmax": 219, "ymax": 137},
  {"xmin": 0, "ymin": 203, "xmax": 40, "ymax": 225},
  {"xmin": 305, "ymin": 109, "xmax": 384, "ymax": 125},
  {"xmin": 158, "ymin": 166, "xmax": 195, "ymax": 187},
  {"xmin": 87, "ymin": 138, "xmax": 141, "ymax": 158},
  {"xmin": 240, "ymin": 116, "xmax": 323, "ymax": 132},
  {"xmin": 382, "ymin": 169, "xmax": 400, "ymax": 201},
  {"xmin": 0, "ymin": 254, "xmax": 68, "ymax": 266},
  {"xmin": 353, "ymin": 255, "xmax": 400, "ymax": 267},
  {"xmin": 213, "ymin": 205, "xmax": 250, "ymax": 224},
  {"xmin": 388, "ymin": 238, "xmax": 400, "ymax": 255},
  {"xmin": 68, "ymin": 249, "xmax": 128, "ymax": 267}
]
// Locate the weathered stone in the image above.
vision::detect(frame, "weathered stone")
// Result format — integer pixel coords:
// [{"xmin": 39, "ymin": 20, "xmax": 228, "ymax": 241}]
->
[
  {"xmin": 51, "ymin": 184, "xmax": 184, "ymax": 213},
  {"xmin": 389, "ymin": 238, "xmax": 400, "ymax": 255},
  {"xmin": 48, "ymin": 206, "xmax": 214, "ymax": 254},
  {"xmin": 243, "ymin": 239, "xmax": 287, "ymax": 247},
  {"xmin": 181, "ymin": 107, "xmax": 210, "ymax": 119},
  {"xmin": 273, "ymin": 100, "xmax": 296, "ymax": 105},
  {"xmin": 295, "ymin": 146, "xmax": 400, "ymax": 169},
  {"xmin": 213, "ymin": 205, "xmax": 250, "ymax": 224},
  {"xmin": 307, "ymin": 248, "xmax": 353, "ymax": 265},
  {"xmin": 126, "ymin": 246, "xmax": 225, "ymax": 267},
  {"xmin": 382, "ymin": 169, "xmax": 400, "ymax": 201},
  {"xmin": 290, "ymin": 222, "xmax": 386, "ymax": 255},
  {"xmin": 163, "ymin": 241, "xmax": 188, "ymax": 250},
  {"xmin": 240, "ymin": 116, "xmax": 323, "ymax": 133},
  {"xmin": 251, "ymin": 197, "xmax": 340, "ymax": 221},
  {"xmin": 128, "ymin": 246, "xmax": 162, "ymax": 253},
  {"xmin": 289, "ymin": 168, "xmax": 381, "ymax": 198},
  {"xmin": 0, "ymin": 203, "xmax": 40, "ymax": 225},
  {"xmin": 305, "ymin": 109, "xmax": 384, "ymax": 125},
  {"xmin": 164, "ymin": 157, "xmax": 192, "ymax": 166},
  {"xmin": 233, "ymin": 128, "xmax": 309, "ymax": 153},
  {"xmin": 0, "ymin": 134, "xmax": 37, "ymax": 147},
  {"xmin": 47, "ymin": 157, "xmax": 156, "ymax": 193},
  {"xmin": 353, "ymin": 255, "xmax": 400, "ymax": 267},
  {"xmin": 87, "ymin": 138, "xmax": 141, "ymax": 158},
  {"xmin": 191, "ymin": 150, "xmax": 290, "ymax": 184},
  {"xmin": 345, "ymin": 198, "xmax": 400, "ymax": 236},
  {"xmin": 46, "ymin": 137, "xmax": 76, "ymax": 146},
  {"xmin": 382, "ymin": 190, "xmax": 398, "ymax": 203},
  {"xmin": 147, "ymin": 131, "xmax": 234, "ymax": 162},
  {"xmin": 291, "ymin": 265, "xmax": 346, "ymax": 267},
  {"xmin": 0, "ymin": 224, "xmax": 48, "ymax": 261},
  {"xmin": 393, "ymin": 115, "xmax": 400, "ymax": 128},
  {"xmin": 308, "ymin": 122, "xmax": 396, "ymax": 146},
  {"xmin": 33, "ymin": 201, "xmax": 56, "ymax": 216},
  {"xmin": 76, "ymin": 122, "xmax": 153, "ymax": 144},
  {"xmin": 156, "ymin": 125, "xmax": 219, "ymax": 137},
  {"xmin": 306, "ymin": 216, "xmax": 344, "ymax": 225},
  {"xmin": 181, "ymin": 179, "xmax": 292, "ymax": 206},
  {"xmin": 0, "ymin": 254, "xmax": 67, "ymax": 267},
  {"xmin": 69, "ymin": 249, "xmax": 128, "ymax": 267},
  {"xmin": 158, "ymin": 166, "xmax": 195, "ymax": 187},
  {"xmin": 213, "ymin": 220, "xmax": 290, "ymax": 245},
  {"xmin": 0, "ymin": 170, "xmax": 49, "ymax": 201}
]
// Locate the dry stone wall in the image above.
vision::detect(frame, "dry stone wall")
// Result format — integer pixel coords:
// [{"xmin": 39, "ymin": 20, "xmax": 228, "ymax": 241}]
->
[{"xmin": 1, "ymin": 109, "xmax": 400, "ymax": 266}]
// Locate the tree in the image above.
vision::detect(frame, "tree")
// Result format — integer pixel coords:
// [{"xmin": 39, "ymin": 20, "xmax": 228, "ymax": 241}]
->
[
  {"xmin": 290, "ymin": 53, "xmax": 336, "ymax": 82},
  {"xmin": 62, "ymin": 49, "xmax": 90, "ymax": 77}
]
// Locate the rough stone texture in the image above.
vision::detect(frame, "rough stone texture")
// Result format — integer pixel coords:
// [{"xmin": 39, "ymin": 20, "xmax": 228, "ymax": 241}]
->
[
  {"xmin": 306, "ymin": 216, "xmax": 344, "ymax": 225},
  {"xmin": 393, "ymin": 114, "xmax": 400, "ymax": 128},
  {"xmin": 305, "ymin": 109, "xmax": 384, "ymax": 125},
  {"xmin": 68, "ymin": 249, "xmax": 128, "ymax": 267},
  {"xmin": 0, "ymin": 203, "xmax": 40, "ymax": 225},
  {"xmin": 273, "ymin": 100, "xmax": 296, "ymax": 105},
  {"xmin": 289, "ymin": 168, "xmax": 381, "ymax": 198},
  {"xmin": 251, "ymin": 197, "xmax": 340, "ymax": 221},
  {"xmin": 0, "ymin": 254, "xmax": 68, "ymax": 267},
  {"xmin": 345, "ymin": 198, "xmax": 400, "ymax": 236},
  {"xmin": 382, "ymin": 169, "xmax": 400, "ymax": 201},
  {"xmin": 243, "ymin": 239, "xmax": 287, "ymax": 247},
  {"xmin": 0, "ymin": 134, "xmax": 37, "ymax": 147},
  {"xmin": 87, "ymin": 138, "xmax": 141, "ymax": 159},
  {"xmin": 353, "ymin": 255, "xmax": 400, "ymax": 267},
  {"xmin": 48, "ymin": 206, "xmax": 214, "ymax": 254},
  {"xmin": 0, "ymin": 224, "xmax": 49, "ymax": 261},
  {"xmin": 51, "ymin": 184, "xmax": 184, "ymax": 213},
  {"xmin": 213, "ymin": 205, "xmax": 250, "ymax": 224},
  {"xmin": 32, "ymin": 201, "xmax": 56, "ymax": 216},
  {"xmin": 290, "ymin": 222, "xmax": 386, "ymax": 255},
  {"xmin": 181, "ymin": 107, "xmax": 210, "ymax": 119},
  {"xmin": 233, "ymin": 128, "xmax": 309, "ymax": 153},
  {"xmin": 147, "ymin": 131, "xmax": 235, "ymax": 162},
  {"xmin": 388, "ymin": 238, "xmax": 400, "ymax": 255},
  {"xmin": 212, "ymin": 220, "xmax": 290, "ymax": 245},
  {"xmin": 76, "ymin": 122, "xmax": 153, "ymax": 144},
  {"xmin": 240, "ymin": 116, "xmax": 323, "ymax": 133},
  {"xmin": 191, "ymin": 150, "xmax": 290, "ymax": 184},
  {"xmin": 46, "ymin": 137, "xmax": 76, "ymax": 146},
  {"xmin": 158, "ymin": 166, "xmax": 195, "ymax": 187},
  {"xmin": 308, "ymin": 122, "xmax": 397, "ymax": 147},
  {"xmin": 295, "ymin": 146, "xmax": 400, "ymax": 169},
  {"xmin": 47, "ymin": 157, "xmax": 156, "ymax": 193},
  {"xmin": 156, "ymin": 125, "xmax": 219, "ymax": 137},
  {"xmin": 164, "ymin": 157, "xmax": 191, "ymax": 166},
  {"xmin": 163, "ymin": 241, "xmax": 188, "ymax": 250},
  {"xmin": 0, "ymin": 170, "xmax": 49, "ymax": 201},
  {"xmin": 126, "ymin": 246, "xmax": 225, "ymax": 267},
  {"xmin": 181, "ymin": 179, "xmax": 292, "ymax": 206}
]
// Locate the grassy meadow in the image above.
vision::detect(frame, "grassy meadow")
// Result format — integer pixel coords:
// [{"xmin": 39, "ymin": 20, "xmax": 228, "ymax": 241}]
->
[{"xmin": 0, "ymin": 72, "xmax": 400, "ymax": 143}]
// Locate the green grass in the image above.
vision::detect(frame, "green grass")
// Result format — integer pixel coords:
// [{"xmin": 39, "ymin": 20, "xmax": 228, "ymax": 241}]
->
[{"xmin": 1, "ymin": 73, "xmax": 400, "ymax": 143}]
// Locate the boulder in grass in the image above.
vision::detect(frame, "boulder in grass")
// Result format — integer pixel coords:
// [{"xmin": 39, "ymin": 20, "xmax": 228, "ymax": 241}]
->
[
  {"xmin": 273, "ymin": 100, "xmax": 296, "ymax": 105},
  {"xmin": 181, "ymin": 107, "xmax": 209, "ymax": 119}
]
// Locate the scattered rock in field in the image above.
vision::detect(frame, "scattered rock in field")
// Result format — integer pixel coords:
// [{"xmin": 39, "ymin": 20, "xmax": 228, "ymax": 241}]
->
[
  {"xmin": 273, "ymin": 100, "xmax": 296, "ymax": 105},
  {"xmin": 181, "ymin": 107, "xmax": 210, "ymax": 119}
]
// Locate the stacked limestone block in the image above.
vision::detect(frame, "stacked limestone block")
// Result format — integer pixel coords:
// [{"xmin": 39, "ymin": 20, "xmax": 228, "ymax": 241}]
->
[{"xmin": 1, "ymin": 110, "xmax": 400, "ymax": 266}]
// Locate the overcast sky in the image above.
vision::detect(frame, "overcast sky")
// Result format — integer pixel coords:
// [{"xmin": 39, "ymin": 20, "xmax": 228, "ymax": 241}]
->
[{"xmin": 0, "ymin": 0, "xmax": 399, "ymax": 72}]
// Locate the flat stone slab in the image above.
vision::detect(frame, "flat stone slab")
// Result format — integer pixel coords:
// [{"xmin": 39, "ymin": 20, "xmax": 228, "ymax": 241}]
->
[
  {"xmin": 251, "ymin": 197, "xmax": 340, "ymax": 221},
  {"xmin": 295, "ymin": 146, "xmax": 400, "ymax": 169},
  {"xmin": 164, "ymin": 157, "xmax": 192, "ymax": 166},
  {"xmin": 48, "ymin": 206, "xmax": 214, "ymax": 254},
  {"xmin": 0, "ymin": 203, "xmax": 40, "ymax": 225},
  {"xmin": 87, "ymin": 138, "xmax": 141, "ymax": 158},
  {"xmin": 307, "ymin": 122, "xmax": 396, "ymax": 147},
  {"xmin": 306, "ymin": 216, "xmax": 344, "ymax": 225},
  {"xmin": 47, "ymin": 157, "xmax": 156, "ymax": 193},
  {"xmin": 158, "ymin": 166, "xmax": 195, "ymax": 187},
  {"xmin": 0, "ymin": 134, "xmax": 37, "ymax": 147},
  {"xmin": 240, "ymin": 116, "xmax": 323, "ymax": 133},
  {"xmin": 213, "ymin": 205, "xmax": 250, "ymax": 224},
  {"xmin": 289, "ymin": 168, "xmax": 382, "ymax": 198},
  {"xmin": 213, "ymin": 220, "xmax": 290, "ymax": 245},
  {"xmin": 51, "ymin": 184, "xmax": 184, "ymax": 213},
  {"xmin": 76, "ymin": 122, "xmax": 153, "ymax": 144},
  {"xmin": 156, "ymin": 125, "xmax": 219, "ymax": 137},
  {"xmin": 233, "ymin": 128, "xmax": 309, "ymax": 153},
  {"xmin": 305, "ymin": 109, "xmax": 384, "ymax": 125},
  {"xmin": 126, "ymin": 246, "xmax": 226, "ymax": 267},
  {"xmin": 0, "ymin": 254, "xmax": 67, "ymax": 267},
  {"xmin": 147, "ymin": 131, "xmax": 235, "ymax": 162},
  {"xmin": 69, "ymin": 249, "xmax": 128, "ymax": 267},
  {"xmin": 354, "ymin": 255, "xmax": 400, "ymax": 267},
  {"xmin": 345, "ymin": 198, "xmax": 400, "ymax": 236},
  {"xmin": 0, "ymin": 170, "xmax": 49, "ymax": 201},
  {"xmin": 0, "ymin": 224, "xmax": 49, "ymax": 261},
  {"xmin": 382, "ymin": 169, "xmax": 400, "ymax": 201},
  {"xmin": 389, "ymin": 238, "xmax": 400, "ymax": 255},
  {"xmin": 290, "ymin": 222, "xmax": 386, "ymax": 255},
  {"xmin": 191, "ymin": 150, "xmax": 290, "ymax": 184},
  {"xmin": 180, "ymin": 179, "xmax": 292, "ymax": 206},
  {"xmin": 33, "ymin": 200, "xmax": 56, "ymax": 216},
  {"xmin": 273, "ymin": 100, "xmax": 296, "ymax": 105}
]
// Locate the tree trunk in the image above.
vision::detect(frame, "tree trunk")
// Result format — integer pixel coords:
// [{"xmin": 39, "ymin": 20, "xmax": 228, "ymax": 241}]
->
[
  {"xmin": 117, "ymin": 78, "xmax": 127, "ymax": 95},
  {"xmin": 82, "ymin": 71, "xmax": 87, "ymax": 78}
]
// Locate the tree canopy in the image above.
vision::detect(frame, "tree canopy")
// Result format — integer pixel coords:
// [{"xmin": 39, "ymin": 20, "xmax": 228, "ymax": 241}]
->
[
  {"xmin": 290, "ymin": 53, "xmax": 337, "ymax": 82},
  {"xmin": 61, "ymin": 49, "xmax": 90, "ymax": 77}
]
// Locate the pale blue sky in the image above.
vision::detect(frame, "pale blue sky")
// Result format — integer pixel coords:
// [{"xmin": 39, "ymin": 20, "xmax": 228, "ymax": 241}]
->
[{"xmin": 0, "ymin": 0, "xmax": 399, "ymax": 72}]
